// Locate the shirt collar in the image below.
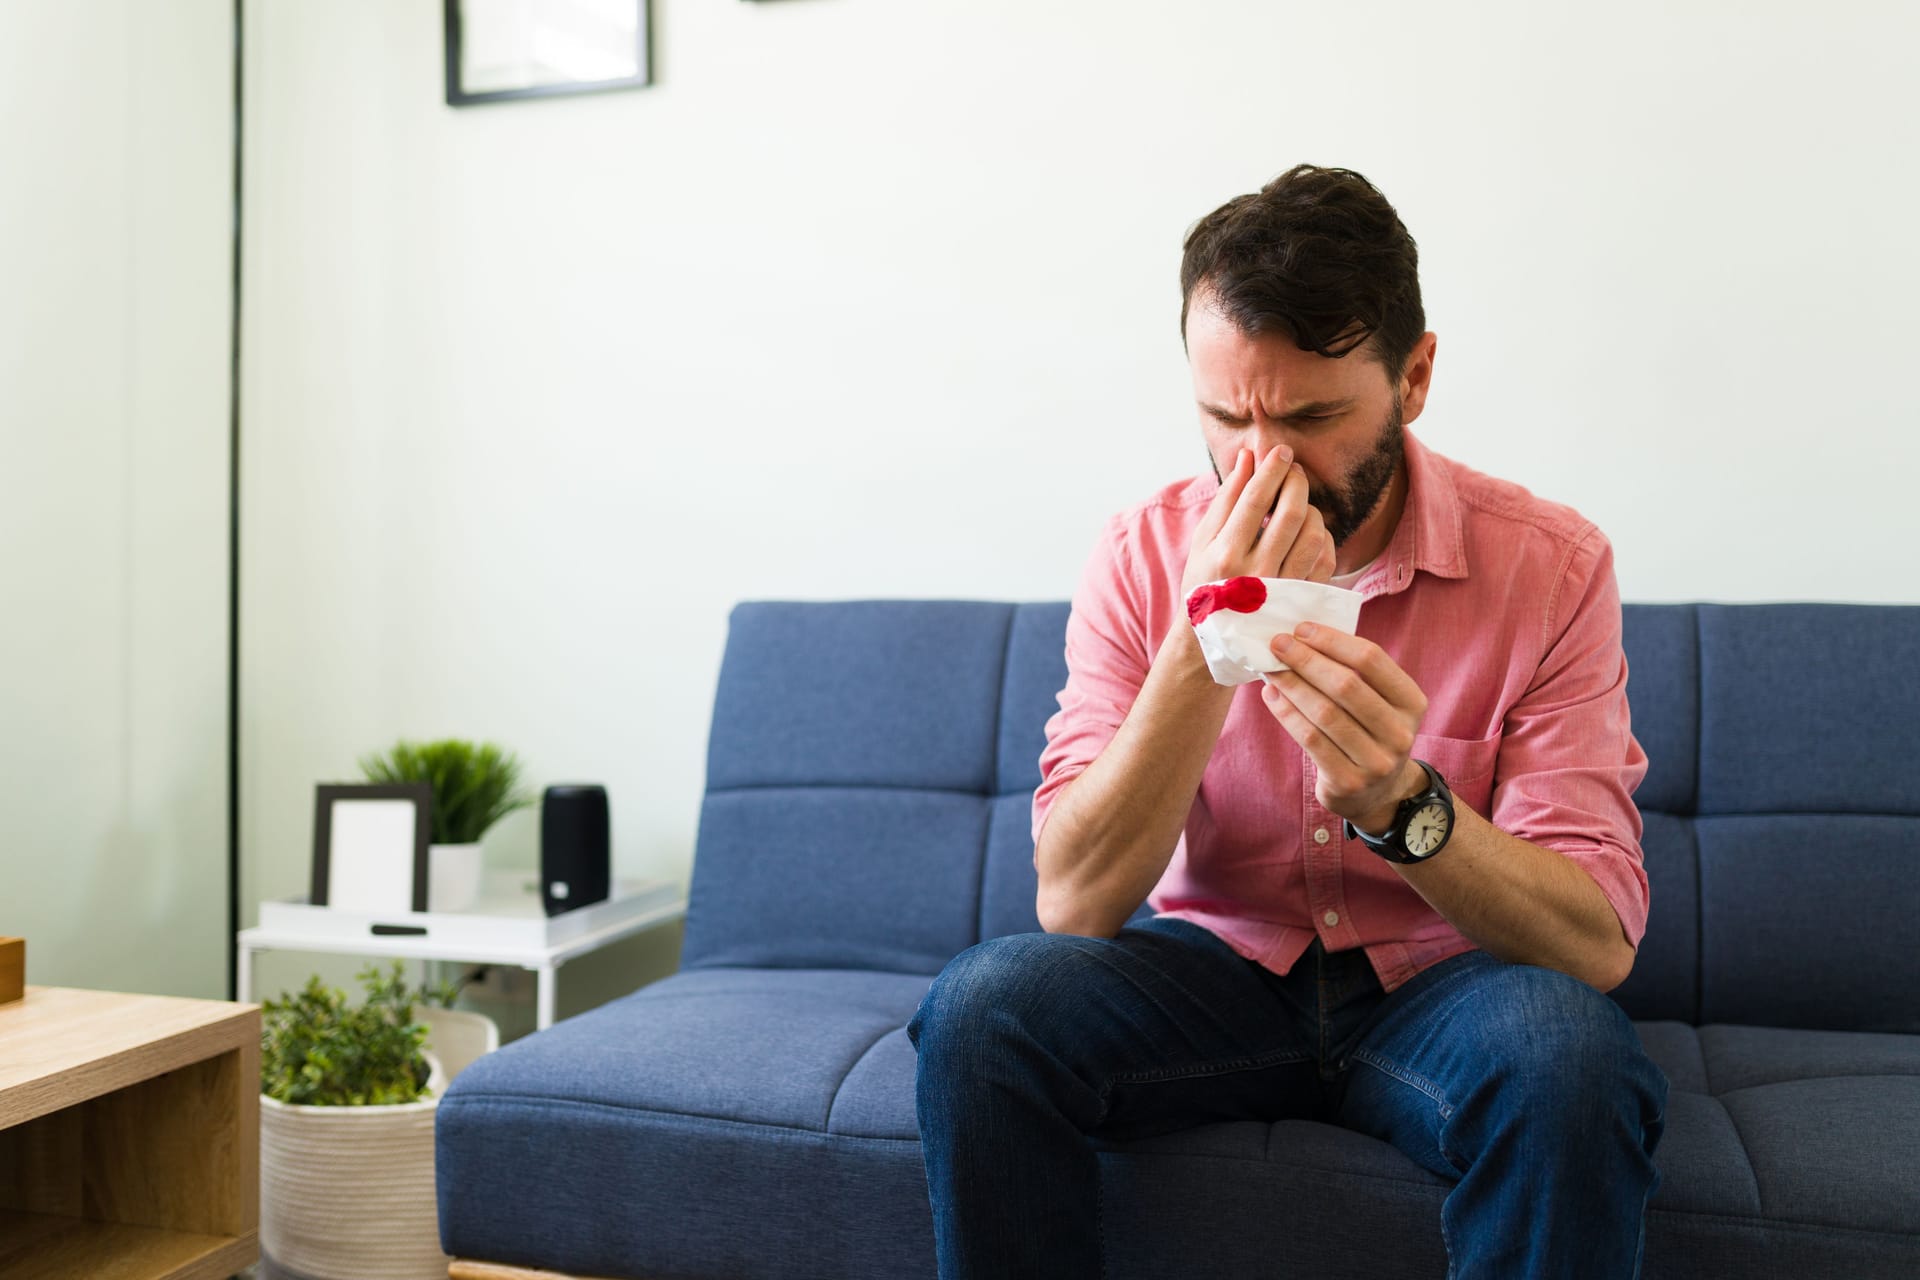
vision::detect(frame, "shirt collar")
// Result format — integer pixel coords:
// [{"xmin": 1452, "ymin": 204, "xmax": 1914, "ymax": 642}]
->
[{"xmin": 1352, "ymin": 426, "xmax": 1468, "ymax": 600}]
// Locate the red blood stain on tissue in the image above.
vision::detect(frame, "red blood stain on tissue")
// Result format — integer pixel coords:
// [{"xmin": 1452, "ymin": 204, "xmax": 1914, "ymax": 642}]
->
[{"xmin": 1186, "ymin": 576, "xmax": 1268, "ymax": 626}]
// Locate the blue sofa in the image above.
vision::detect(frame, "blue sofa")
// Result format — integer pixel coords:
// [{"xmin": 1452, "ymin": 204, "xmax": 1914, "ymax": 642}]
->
[{"xmin": 437, "ymin": 601, "xmax": 1920, "ymax": 1279}]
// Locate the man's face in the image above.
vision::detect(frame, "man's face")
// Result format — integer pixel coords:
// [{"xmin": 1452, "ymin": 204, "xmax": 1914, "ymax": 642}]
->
[{"xmin": 1187, "ymin": 299, "xmax": 1413, "ymax": 549}]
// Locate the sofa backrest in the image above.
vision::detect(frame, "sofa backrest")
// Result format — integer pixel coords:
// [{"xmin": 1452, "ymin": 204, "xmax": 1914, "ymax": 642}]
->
[
  {"xmin": 1612, "ymin": 603, "xmax": 1918, "ymax": 1033},
  {"xmin": 684, "ymin": 602, "xmax": 1060, "ymax": 977},
  {"xmin": 685, "ymin": 600, "xmax": 1919, "ymax": 1034}
]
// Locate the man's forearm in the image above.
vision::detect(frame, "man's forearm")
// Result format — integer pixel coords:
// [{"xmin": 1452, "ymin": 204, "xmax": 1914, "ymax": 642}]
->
[
  {"xmin": 1035, "ymin": 625, "xmax": 1236, "ymax": 937},
  {"xmin": 1395, "ymin": 796, "xmax": 1636, "ymax": 991}
]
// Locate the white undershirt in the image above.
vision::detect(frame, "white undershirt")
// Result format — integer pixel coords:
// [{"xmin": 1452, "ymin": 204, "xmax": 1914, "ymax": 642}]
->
[{"xmin": 1328, "ymin": 553, "xmax": 1382, "ymax": 591}]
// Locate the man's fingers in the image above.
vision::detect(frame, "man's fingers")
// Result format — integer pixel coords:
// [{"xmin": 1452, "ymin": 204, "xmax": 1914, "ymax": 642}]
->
[
  {"xmin": 1261, "ymin": 672, "xmax": 1379, "ymax": 776},
  {"xmin": 1220, "ymin": 445, "xmax": 1293, "ymax": 550},
  {"xmin": 1260, "ymin": 680, "xmax": 1401, "ymax": 797},
  {"xmin": 1279, "ymin": 626, "xmax": 1428, "ymax": 722},
  {"xmin": 1196, "ymin": 447, "xmax": 1252, "ymax": 543},
  {"xmin": 1274, "ymin": 501, "xmax": 1332, "ymax": 581},
  {"xmin": 1267, "ymin": 635, "xmax": 1408, "ymax": 755},
  {"xmin": 1252, "ymin": 463, "xmax": 1312, "ymax": 567}
]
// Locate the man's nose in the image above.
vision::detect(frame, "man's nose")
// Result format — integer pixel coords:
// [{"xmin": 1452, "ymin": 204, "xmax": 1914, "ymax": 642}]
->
[{"xmin": 1249, "ymin": 432, "xmax": 1295, "ymax": 469}]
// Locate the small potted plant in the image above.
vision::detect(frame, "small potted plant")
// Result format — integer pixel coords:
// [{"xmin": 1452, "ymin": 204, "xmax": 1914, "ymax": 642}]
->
[
  {"xmin": 359, "ymin": 737, "xmax": 534, "ymax": 912},
  {"xmin": 259, "ymin": 962, "xmax": 465, "ymax": 1280}
]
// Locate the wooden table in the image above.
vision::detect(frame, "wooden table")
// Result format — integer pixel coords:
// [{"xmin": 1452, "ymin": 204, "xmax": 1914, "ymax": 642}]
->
[{"xmin": 0, "ymin": 986, "xmax": 260, "ymax": 1280}]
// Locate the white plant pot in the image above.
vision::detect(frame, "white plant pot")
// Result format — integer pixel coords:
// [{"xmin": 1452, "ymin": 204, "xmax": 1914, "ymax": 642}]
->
[
  {"xmin": 415, "ymin": 1003, "xmax": 500, "ymax": 1083},
  {"xmin": 260, "ymin": 1054, "xmax": 449, "ymax": 1280},
  {"xmin": 428, "ymin": 842, "xmax": 484, "ymax": 912}
]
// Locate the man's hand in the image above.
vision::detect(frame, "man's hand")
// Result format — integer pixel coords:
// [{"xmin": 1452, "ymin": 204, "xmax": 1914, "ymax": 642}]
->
[
  {"xmin": 1183, "ymin": 445, "xmax": 1336, "ymax": 596},
  {"xmin": 1261, "ymin": 622, "xmax": 1429, "ymax": 833}
]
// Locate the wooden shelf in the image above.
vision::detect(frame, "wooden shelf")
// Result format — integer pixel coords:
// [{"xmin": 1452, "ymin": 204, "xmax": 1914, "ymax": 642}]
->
[
  {"xmin": 0, "ymin": 987, "xmax": 260, "ymax": 1280},
  {"xmin": 0, "ymin": 1209, "xmax": 254, "ymax": 1280}
]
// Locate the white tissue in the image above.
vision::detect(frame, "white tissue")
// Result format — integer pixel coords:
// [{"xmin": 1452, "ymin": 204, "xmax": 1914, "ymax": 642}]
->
[{"xmin": 1188, "ymin": 577, "xmax": 1365, "ymax": 687}]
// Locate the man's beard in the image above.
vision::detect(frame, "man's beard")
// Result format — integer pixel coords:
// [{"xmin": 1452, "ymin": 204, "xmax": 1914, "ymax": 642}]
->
[{"xmin": 1209, "ymin": 397, "xmax": 1404, "ymax": 548}]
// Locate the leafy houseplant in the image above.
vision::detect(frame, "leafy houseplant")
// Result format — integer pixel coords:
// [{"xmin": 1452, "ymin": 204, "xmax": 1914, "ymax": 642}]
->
[
  {"xmin": 257, "ymin": 963, "xmax": 465, "ymax": 1280},
  {"xmin": 359, "ymin": 738, "xmax": 534, "ymax": 911},
  {"xmin": 260, "ymin": 962, "xmax": 454, "ymax": 1106},
  {"xmin": 358, "ymin": 738, "xmax": 534, "ymax": 846}
]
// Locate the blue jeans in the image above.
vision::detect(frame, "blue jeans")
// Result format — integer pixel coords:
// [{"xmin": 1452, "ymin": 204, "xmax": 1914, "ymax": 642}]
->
[{"xmin": 908, "ymin": 917, "xmax": 1668, "ymax": 1279}]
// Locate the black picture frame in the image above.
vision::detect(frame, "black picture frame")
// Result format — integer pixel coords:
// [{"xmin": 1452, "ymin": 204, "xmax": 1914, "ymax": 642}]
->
[
  {"xmin": 444, "ymin": 0, "xmax": 652, "ymax": 107},
  {"xmin": 310, "ymin": 783, "xmax": 433, "ymax": 912}
]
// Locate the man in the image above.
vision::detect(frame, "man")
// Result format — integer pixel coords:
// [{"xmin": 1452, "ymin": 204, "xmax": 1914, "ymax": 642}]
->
[{"xmin": 908, "ymin": 165, "xmax": 1669, "ymax": 1279}]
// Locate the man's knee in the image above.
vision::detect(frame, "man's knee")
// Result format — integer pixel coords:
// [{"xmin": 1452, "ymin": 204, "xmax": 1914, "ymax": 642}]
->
[
  {"xmin": 1475, "ymin": 964, "xmax": 1668, "ymax": 1127},
  {"xmin": 908, "ymin": 931, "xmax": 1100, "ymax": 1061}
]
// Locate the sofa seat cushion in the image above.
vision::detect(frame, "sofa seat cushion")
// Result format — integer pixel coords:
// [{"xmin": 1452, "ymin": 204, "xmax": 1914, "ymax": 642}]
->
[
  {"xmin": 437, "ymin": 968, "xmax": 942, "ymax": 1279},
  {"xmin": 438, "ymin": 975, "xmax": 1920, "ymax": 1280},
  {"xmin": 446, "ymin": 967, "xmax": 935, "ymax": 1131},
  {"xmin": 1635, "ymin": 1021, "xmax": 1920, "ymax": 1234},
  {"xmin": 1099, "ymin": 1020, "xmax": 1920, "ymax": 1237}
]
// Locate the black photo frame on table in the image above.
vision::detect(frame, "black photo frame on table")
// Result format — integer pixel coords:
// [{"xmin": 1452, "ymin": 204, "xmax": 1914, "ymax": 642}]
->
[
  {"xmin": 444, "ymin": 0, "xmax": 651, "ymax": 107},
  {"xmin": 310, "ymin": 783, "xmax": 433, "ymax": 913}
]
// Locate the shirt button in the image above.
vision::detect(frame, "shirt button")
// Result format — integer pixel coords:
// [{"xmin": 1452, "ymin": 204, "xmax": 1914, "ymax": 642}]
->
[
  {"xmin": 1313, "ymin": 827, "xmax": 1330, "ymax": 845},
  {"xmin": 1323, "ymin": 910, "xmax": 1340, "ymax": 927}
]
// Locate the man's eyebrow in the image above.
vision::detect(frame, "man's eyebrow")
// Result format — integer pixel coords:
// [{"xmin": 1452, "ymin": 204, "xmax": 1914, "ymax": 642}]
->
[
  {"xmin": 1199, "ymin": 397, "xmax": 1355, "ymax": 422},
  {"xmin": 1280, "ymin": 398, "xmax": 1355, "ymax": 418}
]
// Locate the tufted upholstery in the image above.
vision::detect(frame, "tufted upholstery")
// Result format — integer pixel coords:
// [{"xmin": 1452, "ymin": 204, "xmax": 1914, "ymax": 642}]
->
[{"xmin": 439, "ymin": 601, "xmax": 1920, "ymax": 1279}]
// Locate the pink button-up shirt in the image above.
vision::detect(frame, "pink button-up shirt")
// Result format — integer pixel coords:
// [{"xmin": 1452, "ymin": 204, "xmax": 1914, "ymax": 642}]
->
[{"xmin": 1034, "ymin": 429, "xmax": 1649, "ymax": 992}]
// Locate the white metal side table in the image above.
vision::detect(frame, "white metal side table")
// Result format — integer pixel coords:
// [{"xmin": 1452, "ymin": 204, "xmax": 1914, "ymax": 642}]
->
[{"xmin": 236, "ymin": 871, "xmax": 686, "ymax": 1030}]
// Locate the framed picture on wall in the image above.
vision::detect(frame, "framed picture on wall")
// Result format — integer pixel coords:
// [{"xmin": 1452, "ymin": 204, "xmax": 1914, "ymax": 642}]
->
[
  {"xmin": 310, "ymin": 783, "xmax": 433, "ymax": 913},
  {"xmin": 445, "ymin": 0, "xmax": 651, "ymax": 107}
]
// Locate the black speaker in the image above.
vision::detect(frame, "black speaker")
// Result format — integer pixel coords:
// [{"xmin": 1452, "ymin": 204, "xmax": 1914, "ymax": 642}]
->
[{"xmin": 540, "ymin": 784, "xmax": 610, "ymax": 916}]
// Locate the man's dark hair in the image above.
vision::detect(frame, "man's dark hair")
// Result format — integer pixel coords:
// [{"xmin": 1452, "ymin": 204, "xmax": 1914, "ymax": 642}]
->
[{"xmin": 1180, "ymin": 164, "xmax": 1424, "ymax": 380}]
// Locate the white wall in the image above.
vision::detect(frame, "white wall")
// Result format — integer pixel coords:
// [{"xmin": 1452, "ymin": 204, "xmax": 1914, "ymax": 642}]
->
[
  {"xmin": 240, "ymin": 0, "xmax": 1920, "ymax": 919},
  {"xmin": 0, "ymin": 0, "xmax": 232, "ymax": 996}
]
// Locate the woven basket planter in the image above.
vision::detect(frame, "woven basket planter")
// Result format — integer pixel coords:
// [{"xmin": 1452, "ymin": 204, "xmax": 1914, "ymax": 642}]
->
[{"xmin": 260, "ymin": 1054, "xmax": 448, "ymax": 1280}]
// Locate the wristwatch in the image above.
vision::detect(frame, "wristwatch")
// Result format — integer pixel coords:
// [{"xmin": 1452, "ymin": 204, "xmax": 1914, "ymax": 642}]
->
[{"xmin": 1344, "ymin": 760, "xmax": 1455, "ymax": 865}]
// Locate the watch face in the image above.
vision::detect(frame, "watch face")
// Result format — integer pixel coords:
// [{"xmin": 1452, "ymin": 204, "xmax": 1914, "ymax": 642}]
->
[{"xmin": 1404, "ymin": 801, "xmax": 1451, "ymax": 857}]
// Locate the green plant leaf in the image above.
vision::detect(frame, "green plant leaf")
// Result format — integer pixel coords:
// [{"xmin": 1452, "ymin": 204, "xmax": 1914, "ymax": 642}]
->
[
  {"xmin": 259, "ymin": 961, "xmax": 453, "ymax": 1106},
  {"xmin": 356, "ymin": 737, "xmax": 534, "ymax": 844}
]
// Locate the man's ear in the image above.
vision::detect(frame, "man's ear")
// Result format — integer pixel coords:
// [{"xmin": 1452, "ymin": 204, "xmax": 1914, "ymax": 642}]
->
[{"xmin": 1399, "ymin": 332, "xmax": 1438, "ymax": 424}]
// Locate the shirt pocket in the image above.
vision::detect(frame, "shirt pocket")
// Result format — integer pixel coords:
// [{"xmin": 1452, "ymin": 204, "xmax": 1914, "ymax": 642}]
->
[{"xmin": 1409, "ymin": 731, "xmax": 1501, "ymax": 820}]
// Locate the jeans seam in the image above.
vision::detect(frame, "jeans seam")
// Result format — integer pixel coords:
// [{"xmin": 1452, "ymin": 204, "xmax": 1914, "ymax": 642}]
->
[
  {"xmin": 1103, "ymin": 1046, "xmax": 1313, "ymax": 1093},
  {"xmin": 1348, "ymin": 1047, "xmax": 1456, "ymax": 1116},
  {"xmin": 1095, "ymin": 1172, "xmax": 1108, "ymax": 1280}
]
